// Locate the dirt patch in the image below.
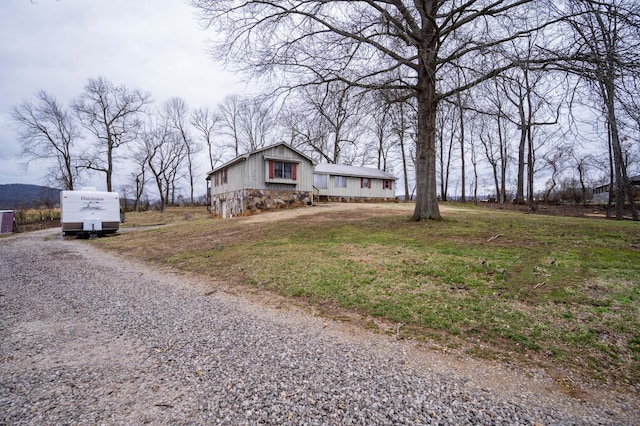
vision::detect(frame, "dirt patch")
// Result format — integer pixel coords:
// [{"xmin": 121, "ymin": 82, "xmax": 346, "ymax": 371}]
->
[
  {"xmin": 242, "ymin": 202, "xmax": 413, "ymax": 224},
  {"xmin": 253, "ymin": 200, "xmax": 625, "ymax": 222}
]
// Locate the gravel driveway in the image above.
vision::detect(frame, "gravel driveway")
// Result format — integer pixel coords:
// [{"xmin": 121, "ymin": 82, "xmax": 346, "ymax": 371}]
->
[{"xmin": 1, "ymin": 228, "xmax": 636, "ymax": 425}]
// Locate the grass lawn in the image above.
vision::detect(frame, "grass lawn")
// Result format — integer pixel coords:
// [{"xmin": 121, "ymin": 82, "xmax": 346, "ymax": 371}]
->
[{"xmin": 94, "ymin": 203, "xmax": 640, "ymax": 389}]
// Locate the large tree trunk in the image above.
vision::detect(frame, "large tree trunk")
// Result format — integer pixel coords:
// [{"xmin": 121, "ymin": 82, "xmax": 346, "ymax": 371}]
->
[
  {"xmin": 106, "ymin": 143, "xmax": 113, "ymax": 192},
  {"xmin": 606, "ymin": 81, "xmax": 639, "ymax": 220},
  {"xmin": 412, "ymin": 68, "xmax": 441, "ymax": 220}
]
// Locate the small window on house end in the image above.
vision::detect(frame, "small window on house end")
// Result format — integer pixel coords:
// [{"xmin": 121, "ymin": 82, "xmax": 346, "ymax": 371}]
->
[{"xmin": 383, "ymin": 180, "xmax": 392, "ymax": 190}]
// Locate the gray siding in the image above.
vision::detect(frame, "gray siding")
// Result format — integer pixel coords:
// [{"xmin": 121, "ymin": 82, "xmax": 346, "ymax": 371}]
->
[
  {"xmin": 210, "ymin": 160, "xmax": 246, "ymax": 195},
  {"xmin": 317, "ymin": 175, "xmax": 395, "ymax": 199},
  {"xmin": 210, "ymin": 144, "xmax": 314, "ymax": 196}
]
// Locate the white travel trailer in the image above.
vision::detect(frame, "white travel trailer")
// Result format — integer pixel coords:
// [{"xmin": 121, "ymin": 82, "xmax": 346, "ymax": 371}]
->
[{"xmin": 60, "ymin": 187, "xmax": 121, "ymax": 237}]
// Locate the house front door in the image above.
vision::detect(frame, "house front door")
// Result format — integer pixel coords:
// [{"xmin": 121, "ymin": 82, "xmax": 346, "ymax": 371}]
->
[{"xmin": 220, "ymin": 199, "xmax": 227, "ymax": 219}]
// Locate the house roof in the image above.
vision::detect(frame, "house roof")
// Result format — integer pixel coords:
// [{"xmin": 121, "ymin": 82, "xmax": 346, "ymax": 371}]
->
[
  {"xmin": 313, "ymin": 163, "xmax": 397, "ymax": 180},
  {"xmin": 206, "ymin": 142, "xmax": 315, "ymax": 178},
  {"xmin": 594, "ymin": 175, "xmax": 640, "ymax": 189}
]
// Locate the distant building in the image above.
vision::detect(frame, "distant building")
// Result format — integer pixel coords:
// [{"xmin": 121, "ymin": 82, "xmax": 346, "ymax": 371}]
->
[
  {"xmin": 592, "ymin": 175, "xmax": 640, "ymax": 204},
  {"xmin": 313, "ymin": 163, "xmax": 397, "ymax": 202},
  {"xmin": 206, "ymin": 143, "xmax": 315, "ymax": 218},
  {"xmin": 0, "ymin": 210, "xmax": 14, "ymax": 234}
]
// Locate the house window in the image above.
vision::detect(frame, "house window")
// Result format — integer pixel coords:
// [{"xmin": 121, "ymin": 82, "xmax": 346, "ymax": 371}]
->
[
  {"xmin": 334, "ymin": 176, "xmax": 347, "ymax": 188},
  {"xmin": 214, "ymin": 169, "xmax": 228, "ymax": 187},
  {"xmin": 275, "ymin": 161, "xmax": 291, "ymax": 179},
  {"xmin": 268, "ymin": 160, "xmax": 297, "ymax": 180},
  {"xmin": 314, "ymin": 174, "xmax": 327, "ymax": 189},
  {"xmin": 361, "ymin": 178, "xmax": 371, "ymax": 189},
  {"xmin": 383, "ymin": 180, "xmax": 393, "ymax": 190}
]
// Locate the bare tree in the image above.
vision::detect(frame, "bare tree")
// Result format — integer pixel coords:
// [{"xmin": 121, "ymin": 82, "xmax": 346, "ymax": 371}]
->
[
  {"xmin": 192, "ymin": 106, "xmax": 223, "ymax": 171},
  {"xmin": 541, "ymin": 146, "xmax": 566, "ymax": 202},
  {"xmin": 240, "ymin": 96, "xmax": 276, "ymax": 152},
  {"xmin": 73, "ymin": 76, "xmax": 151, "ymax": 192},
  {"xmin": 162, "ymin": 97, "xmax": 201, "ymax": 205},
  {"xmin": 131, "ymin": 168, "xmax": 147, "ymax": 212},
  {"xmin": 129, "ymin": 138, "xmax": 152, "ymax": 212},
  {"xmin": 549, "ymin": 0, "xmax": 640, "ymax": 219},
  {"xmin": 476, "ymin": 78, "xmax": 513, "ymax": 207},
  {"xmin": 456, "ymin": 92, "xmax": 468, "ymax": 203},
  {"xmin": 388, "ymin": 95, "xmax": 416, "ymax": 200},
  {"xmin": 218, "ymin": 94, "xmax": 276, "ymax": 156},
  {"xmin": 190, "ymin": 0, "xmax": 548, "ymax": 220},
  {"xmin": 366, "ymin": 93, "xmax": 396, "ymax": 172},
  {"xmin": 281, "ymin": 83, "xmax": 364, "ymax": 165},
  {"xmin": 571, "ymin": 149, "xmax": 595, "ymax": 204},
  {"xmin": 12, "ymin": 91, "xmax": 81, "ymax": 190},
  {"xmin": 445, "ymin": 67, "xmax": 475, "ymax": 203},
  {"xmin": 499, "ymin": 64, "xmax": 562, "ymax": 210},
  {"xmin": 436, "ymin": 101, "xmax": 457, "ymax": 202},
  {"xmin": 620, "ymin": 78, "xmax": 640, "ymax": 138},
  {"xmin": 469, "ymin": 133, "xmax": 481, "ymax": 203},
  {"xmin": 279, "ymin": 103, "xmax": 317, "ymax": 154},
  {"xmin": 139, "ymin": 117, "xmax": 186, "ymax": 212},
  {"xmin": 279, "ymin": 107, "xmax": 321, "ymax": 158},
  {"xmin": 218, "ymin": 94, "xmax": 242, "ymax": 157}
]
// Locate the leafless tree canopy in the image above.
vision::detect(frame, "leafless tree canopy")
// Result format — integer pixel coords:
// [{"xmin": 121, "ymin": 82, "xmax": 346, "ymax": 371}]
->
[
  {"xmin": 138, "ymin": 115, "xmax": 187, "ymax": 212},
  {"xmin": 190, "ymin": 0, "xmax": 557, "ymax": 220},
  {"xmin": 547, "ymin": 0, "xmax": 640, "ymax": 219},
  {"xmin": 163, "ymin": 97, "xmax": 202, "ymax": 205},
  {"xmin": 9, "ymin": 1, "xmax": 640, "ymax": 218},
  {"xmin": 192, "ymin": 106, "xmax": 222, "ymax": 171},
  {"xmin": 12, "ymin": 91, "xmax": 80, "ymax": 190},
  {"xmin": 73, "ymin": 76, "xmax": 151, "ymax": 192}
]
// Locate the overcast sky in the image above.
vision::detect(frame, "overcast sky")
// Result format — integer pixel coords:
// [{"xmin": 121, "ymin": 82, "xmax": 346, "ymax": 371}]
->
[{"xmin": 0, "ymin": 0, "xmax": 244, "ymax": 193}]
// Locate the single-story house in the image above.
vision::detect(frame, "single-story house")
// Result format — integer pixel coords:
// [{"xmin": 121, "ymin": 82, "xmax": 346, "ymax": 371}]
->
[
  {"xmin": 206, "ymin": 142, "xmax": 315, "ymax": 217},
  {"xmin": 313, "ymin": 163, "xmax": 397, "ymax": 202},
  {"xmin": 592, "ymin": 175, "xmax": 640, "ymax": 204}
]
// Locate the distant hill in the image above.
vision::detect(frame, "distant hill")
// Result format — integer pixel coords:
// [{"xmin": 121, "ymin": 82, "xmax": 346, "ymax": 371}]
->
[{"xmin": 0, "ymin": 184, "xmax": 61, "ymax": 209}]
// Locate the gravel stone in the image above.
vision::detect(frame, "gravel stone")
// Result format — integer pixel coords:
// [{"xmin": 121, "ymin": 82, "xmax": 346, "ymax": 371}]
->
[{"xmin": 1, "ymin": 229, "xmax": 637, "ymax": 425}]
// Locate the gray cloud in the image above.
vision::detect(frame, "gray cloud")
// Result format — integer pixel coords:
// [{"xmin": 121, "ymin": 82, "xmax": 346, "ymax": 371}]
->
[{"xmin": 0, "ymin": 0, "xmax": 242, "ymax": 190}]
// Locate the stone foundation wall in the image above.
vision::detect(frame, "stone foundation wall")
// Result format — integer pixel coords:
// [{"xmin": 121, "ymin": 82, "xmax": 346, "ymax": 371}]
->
[{"xmin": 211, "ymin": 189, "xmax": 313, "ymax": 218}]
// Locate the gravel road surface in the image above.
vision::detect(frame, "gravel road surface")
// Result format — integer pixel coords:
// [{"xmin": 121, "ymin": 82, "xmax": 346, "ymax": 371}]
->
[{"xmin": 1, "ymin": 228, "xmax": 636, "ymax": 425}]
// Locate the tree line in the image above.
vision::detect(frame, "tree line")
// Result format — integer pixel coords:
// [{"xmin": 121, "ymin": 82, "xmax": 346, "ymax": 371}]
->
[{"xmin": 12, "ymin": 0, "xmax": 640, "ymax": 219}]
